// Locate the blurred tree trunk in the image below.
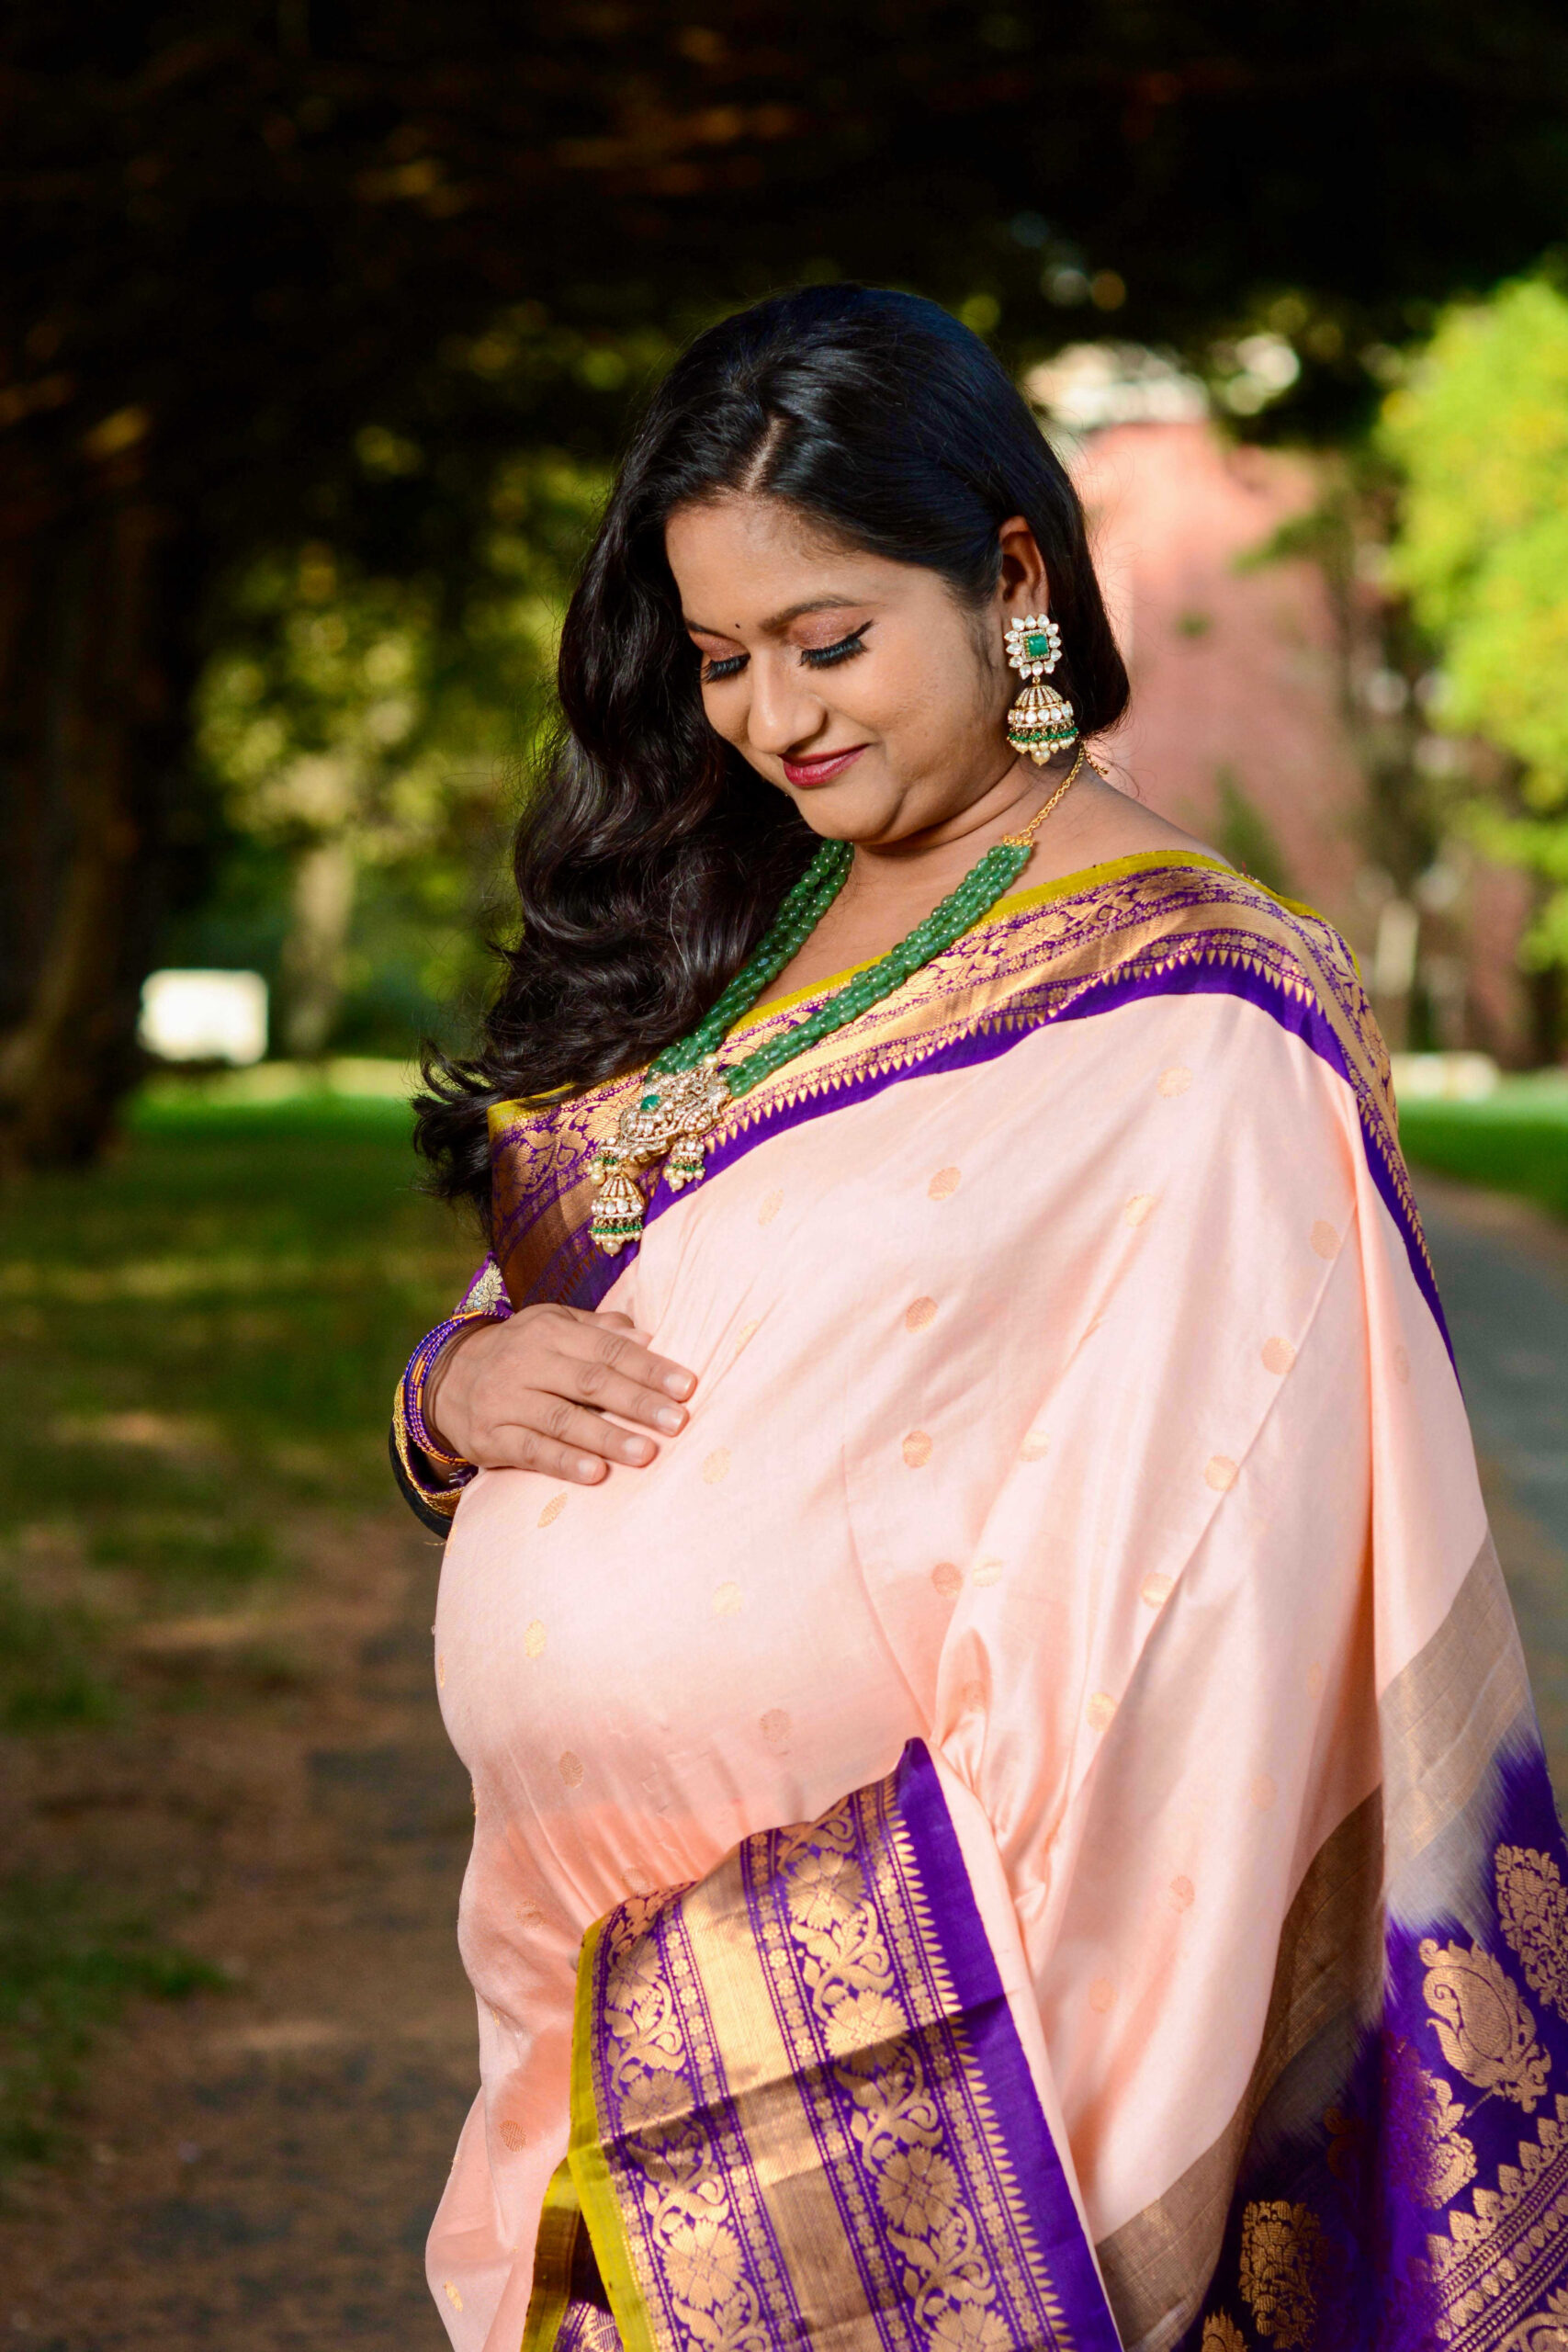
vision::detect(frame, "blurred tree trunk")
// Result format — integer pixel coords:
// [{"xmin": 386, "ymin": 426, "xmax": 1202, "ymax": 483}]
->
[
  {"xmin": 280, "ymin": 836, "xmax": 357, "ymax": 1061},
  {"xmin": 0, "ymin": 475, "xmax": 198, "ymax": 1172}
]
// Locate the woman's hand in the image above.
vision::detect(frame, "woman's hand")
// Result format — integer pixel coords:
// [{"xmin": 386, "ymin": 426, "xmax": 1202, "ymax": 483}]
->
[{"xmin": 422, "ymin": 1305, "xmax": 696, "ymax": 1485}]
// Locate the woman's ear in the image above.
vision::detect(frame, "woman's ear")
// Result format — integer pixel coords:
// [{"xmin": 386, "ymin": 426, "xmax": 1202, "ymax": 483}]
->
[{"xmin": 996, "ymin": 515, "xmax": 1049, "ymax": 617}]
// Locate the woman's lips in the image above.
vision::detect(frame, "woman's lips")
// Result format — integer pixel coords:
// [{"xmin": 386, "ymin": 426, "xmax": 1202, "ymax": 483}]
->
[{"xmin": 782, "ymin": 744, "xmax": 868, "ymax": 787}]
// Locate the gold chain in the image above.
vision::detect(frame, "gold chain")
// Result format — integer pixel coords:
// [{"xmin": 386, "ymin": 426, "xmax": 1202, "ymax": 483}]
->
[{"xmin": 999, "ymin": 741, "xmax": 1090, "ymax": 848}]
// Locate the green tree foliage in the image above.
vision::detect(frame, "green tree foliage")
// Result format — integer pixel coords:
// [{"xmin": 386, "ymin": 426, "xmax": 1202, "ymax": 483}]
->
[
  {"xmin": 10, "ymin": 4, "xmax": 1568, "ymax": 1158},
  {"xmin": 1382, "ymin": 279, "xmax": 1568, "ymax": 971},
  {"xmin": 196, "ymin": 451, "xmax": 606, "ymax": 1054}
]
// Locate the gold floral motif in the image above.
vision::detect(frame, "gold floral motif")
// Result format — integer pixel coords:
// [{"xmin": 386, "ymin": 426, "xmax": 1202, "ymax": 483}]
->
[
  {"xmin": 785, "ymin": 1841, "xmax": 866, "ymax": 1938},
  {"xmin": 772, "ymin": 1790, "xmax": 1017, "ymax": 2348},
  {"xmin": 926, "ymin": 2306, "xmax": 1012, "ymax": 2348},
  {"xmin": 598, "ymin": 1888, "xmax": 776, "ymax": 2352},
  {"xmin": 557, "ymin": 2300, "xmax": 624, "ymax": 2352},
  {"xmin": 661, "ymin": 2215, "xmax": 747, "ymax": 2315},
  {"xmin": 1425, "ymin": 2092, "xmax": 1568, "ymax": 2348},
  {"xmin": 1417, "ymin": 2068, "xmax": 1480, "ymax": 2207},
  {"xmin": 1420, "ymin": 1938, "xmax": 1551, "ymax": 2112},
  {"xmin": 1201, "ymin": 2317, "xmax": 1247, "ymax": 2352},
  {"xmin": 1497, "ymin": 1847, "xmax": 1568, "ymax": 2023},
  {"xmin": 1497, "ymin": 2287, "xmax": 1568, "ymax": 2350},
  {"xmin": 1238, "ymin": 2199, "xmax": 1325, "ymax": 2349},
  {"xmin": 1384, "ymin": 2037, "xmax": 1481, "ymax": 2209}
]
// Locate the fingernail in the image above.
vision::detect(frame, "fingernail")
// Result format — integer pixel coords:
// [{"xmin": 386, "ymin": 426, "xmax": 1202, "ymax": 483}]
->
[
  {"xmin": 577, "ymin": 1457, "xmax": 601, "ymax": 1479},
  {"xmin": 626, "ymin": 1437, "xmax": 654, "ymax": 1463},
  {"xmin": 656, "ymin": 1408, "xmax": 683, "ymax": 1432},
  {"xmin": 664, "ymin": 1372, "xmax": 694, "ymax": 1397}
]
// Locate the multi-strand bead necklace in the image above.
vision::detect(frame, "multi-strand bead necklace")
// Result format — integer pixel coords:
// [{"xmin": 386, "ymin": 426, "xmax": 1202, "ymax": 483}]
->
[{"xmin": 589, "ymin": 744, "xmax": 1089, "ymax": 1251}]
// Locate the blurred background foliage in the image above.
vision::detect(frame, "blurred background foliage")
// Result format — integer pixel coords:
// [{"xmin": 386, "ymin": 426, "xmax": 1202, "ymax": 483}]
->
[
  {"xmin": 184, "ymin": 449, "xmax": 608, "ymax": 1056},
  {"xmin": 1383, "ymin": 277, "xmax": 1568, "ymax": 978},
  {"xmin": 9, "ymin": 2, "xmax": 1568, "ymax": 1164}
]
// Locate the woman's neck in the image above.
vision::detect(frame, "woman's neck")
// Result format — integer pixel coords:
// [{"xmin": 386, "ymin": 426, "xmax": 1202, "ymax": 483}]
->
[{"xmin": 753, "ymin": 768, "xmax": 1224, "ymax": 1009}]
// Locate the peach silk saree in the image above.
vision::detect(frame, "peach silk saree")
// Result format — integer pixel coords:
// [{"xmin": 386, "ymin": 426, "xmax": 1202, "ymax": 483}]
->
[{"xmin": 396, "ymin": 854, "xmax": 1568, "ymax": 2352}]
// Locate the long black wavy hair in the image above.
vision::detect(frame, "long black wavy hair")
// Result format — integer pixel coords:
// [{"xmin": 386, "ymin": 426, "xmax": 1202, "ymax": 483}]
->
[{"xmin": 415, "ymin": 284, "xmax": 1130, "ymax": 1215}]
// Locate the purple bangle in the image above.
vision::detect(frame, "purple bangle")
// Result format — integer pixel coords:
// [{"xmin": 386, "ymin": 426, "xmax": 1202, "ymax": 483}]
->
[
  {"xmin": 401, "ymin": 1260, "xmax": 514, "ymax": 1476},
  {"xmin": 404, "ymin": 1314, "xmax": 489, "ymax": 1471}
]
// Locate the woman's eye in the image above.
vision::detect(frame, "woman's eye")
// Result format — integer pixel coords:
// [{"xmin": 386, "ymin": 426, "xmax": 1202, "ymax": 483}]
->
[
  {"xmin": 700, "ymin": 650, "xmax": 747, "ymax": 682},
  {"xmin": 800, "ymin": 629, "xmax": 866, "ymax": 669}
]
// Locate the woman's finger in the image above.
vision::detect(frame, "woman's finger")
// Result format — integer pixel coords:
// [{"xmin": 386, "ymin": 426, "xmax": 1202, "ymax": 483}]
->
[
  {"xmin": 557, "ymin": 1316, "xmax": 697, "ymax": 1404},
  {"xmin": 526, "ymin": 1392, "xmax": 662, "ymax": 1467},
  {"xmin": 546, "ymin": 1362, "xmax": 690, "ymax": 1435},
  {"xmin": 594, "ymin": 1310, "xmax": 652, "ymax": 1342},
  {"xmin": 554, "ymin": 1305, "xmax": 652, "ymax": 1345},
  {"xmin": 541, "ymin": 1347, "xmax": 691, "ymax": 1434},
  {"xmin": 471, "ymin": 1419, "xmax": 614, "ymax": 1483}
]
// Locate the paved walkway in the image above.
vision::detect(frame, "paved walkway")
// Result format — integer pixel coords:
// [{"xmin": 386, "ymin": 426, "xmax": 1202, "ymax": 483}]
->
[
  {"xmin": 1417, "ymin": 1173, "xmax": 1568, "ymax": 1781},
  {"xmin": 1420, "ymin": 1176, "xmax": 1568, "ymax": 1554}
]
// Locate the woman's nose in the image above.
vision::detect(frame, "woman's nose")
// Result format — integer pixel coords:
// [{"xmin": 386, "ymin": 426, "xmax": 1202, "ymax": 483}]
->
[{"xmin": 744, "ymin": 653, "xmax": 827, "ymax": 756}]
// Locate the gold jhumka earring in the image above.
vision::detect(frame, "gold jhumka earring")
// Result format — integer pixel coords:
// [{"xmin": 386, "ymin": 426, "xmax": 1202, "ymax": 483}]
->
[{"xmin": 1004, "ymin": 613, "xmax": 1078, "ymax": 763}]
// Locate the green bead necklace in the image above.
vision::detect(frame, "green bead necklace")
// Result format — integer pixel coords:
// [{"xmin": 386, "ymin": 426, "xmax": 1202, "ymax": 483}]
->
[{"xmin": 589, "ymin": 745, "xmax": 1089, "ymax": 1251}]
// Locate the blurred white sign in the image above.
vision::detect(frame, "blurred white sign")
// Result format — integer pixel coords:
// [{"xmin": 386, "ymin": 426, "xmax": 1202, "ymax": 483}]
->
[
  {"xmin": 140, "ymin": 969, "xmax": 268, "ymax": 1066},
  {"xmin": 1025, "ymin": 344, "xmax": 1209, "ymax": 434},
  {"xmin": 1391, "ymin": 1051, "xmax": 1499, "ymax": 1102}
]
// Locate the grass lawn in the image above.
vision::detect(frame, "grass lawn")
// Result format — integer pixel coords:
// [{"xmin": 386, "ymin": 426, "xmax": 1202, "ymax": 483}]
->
[
  {"xmin": 1400, "ymin": 1080, "xmax": 1568, "ymax": 1225},
  {"xmin": 0, "ymin": 1090, "xmax": 473, "ymax": 2171}
]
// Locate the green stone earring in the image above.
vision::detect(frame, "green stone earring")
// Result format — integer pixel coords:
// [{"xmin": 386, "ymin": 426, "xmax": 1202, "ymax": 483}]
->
[{"xmin": 1004, "ymin": 611, "xmax": 1078, "ymax": 763}]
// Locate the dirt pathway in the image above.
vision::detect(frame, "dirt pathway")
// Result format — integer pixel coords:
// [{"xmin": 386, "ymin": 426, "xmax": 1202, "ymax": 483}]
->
[{"xmin": 2, "ymin": 1505, "xmax": 472, "ymax": 2349}]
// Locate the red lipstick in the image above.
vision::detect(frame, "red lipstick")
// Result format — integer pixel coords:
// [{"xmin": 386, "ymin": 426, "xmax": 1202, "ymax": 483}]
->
[{"xmin": 782, "ymin": 745, "xmax": 867, "ymax": 788}]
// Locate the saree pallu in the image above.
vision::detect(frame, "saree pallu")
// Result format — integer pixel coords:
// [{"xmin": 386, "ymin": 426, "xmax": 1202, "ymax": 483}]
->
[
  {"xmin": 528, "ymin": 1740, "xmax": 1117, "ymax": 2352},
  {"xmin": 412, "ymin": 854, "xmax": 1568, "ymax": 2352}
]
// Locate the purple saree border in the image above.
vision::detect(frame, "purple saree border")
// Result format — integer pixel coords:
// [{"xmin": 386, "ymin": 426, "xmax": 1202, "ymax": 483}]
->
[
  {"xmin": 1178, "ymin": 1724, "xmax": 1568, "ymax": 2350},
  {"xmin": 537, "ymin": 957, "xmax": 1450, "ymax": 1362},
  {"xmin": 590, "ymin": 1893, "xmax": 808, "ymax": 2347},
  {"xmin": 894, "ymin": 1741, "xmax": 1121, "ymax": 2346}
]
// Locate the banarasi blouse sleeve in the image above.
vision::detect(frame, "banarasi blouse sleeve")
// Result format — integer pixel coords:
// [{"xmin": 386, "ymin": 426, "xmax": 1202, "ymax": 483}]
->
[{"xmin": 389, "ymin": 1254, "xmax": 512, "ymax": 1535}]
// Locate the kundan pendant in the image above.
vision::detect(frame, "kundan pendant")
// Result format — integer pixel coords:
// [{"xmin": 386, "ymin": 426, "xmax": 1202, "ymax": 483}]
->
[{"xmin": 590, "ymin": 1056, "xmax": 734, "ymax": 1253}]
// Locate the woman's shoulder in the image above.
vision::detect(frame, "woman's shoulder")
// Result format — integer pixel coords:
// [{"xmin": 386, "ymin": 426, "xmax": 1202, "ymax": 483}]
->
[
  {"xmin": 995, "ymin": 843, "xmax": 1351, "ymax": 967},
  {"xmin": 978, "ymin": 820, "xmax": 1383, "ymax": 1098},
  {"xmin": 995, "ymin": 765, "xmax": 1354, "ymax": 981}
]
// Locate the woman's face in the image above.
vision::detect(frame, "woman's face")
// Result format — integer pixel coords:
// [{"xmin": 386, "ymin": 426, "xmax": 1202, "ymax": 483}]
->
[{"xmin": 665, "ymin": 492, "xmax": 1046, "ymax": 847}]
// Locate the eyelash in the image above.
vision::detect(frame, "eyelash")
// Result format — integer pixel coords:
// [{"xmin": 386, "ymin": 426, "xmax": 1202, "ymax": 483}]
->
[
  {"xmin": 700, "ymin": 628, "xmax": 869, "ymax": 684},
  {"xmin": 802, "ymin": 629, "xmax": 866, "ymax": 669}
]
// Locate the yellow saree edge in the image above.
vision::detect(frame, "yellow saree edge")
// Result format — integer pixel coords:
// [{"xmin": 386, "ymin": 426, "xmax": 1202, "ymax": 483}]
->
[
  {"xmin": 486, "ymin": 856, "xmax": 1258, "ymax": 1140},
  {"xmin": 484, "ymin": 853, "xmax": 1325, "ymax": 1135},
  {"xmin": 725, "ymin": 850, "xmax": 1243, "ymax": 1035},
  {"xmin": 520, "ymin": 2156, "xmax": 584, "ymax": 2352},
  {"xmin": 566, "ymin": 1916, "xmax": 659, "ymax": 2352}
]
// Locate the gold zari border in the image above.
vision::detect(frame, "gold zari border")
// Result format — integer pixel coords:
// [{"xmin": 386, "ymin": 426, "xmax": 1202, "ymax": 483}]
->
[{"xmin": 488, "ymin": 854, "xmax": 1410, "ymax": 1311}]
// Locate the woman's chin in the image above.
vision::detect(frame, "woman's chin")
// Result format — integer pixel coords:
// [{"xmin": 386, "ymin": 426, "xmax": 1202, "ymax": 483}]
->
[{"xmin": 784, "ymin": 775, "xmax": 918, "ymax": 845}]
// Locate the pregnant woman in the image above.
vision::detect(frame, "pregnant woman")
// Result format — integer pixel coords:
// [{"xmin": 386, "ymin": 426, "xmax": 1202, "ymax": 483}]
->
[{"xmin": 395, "ymin": 286, "xmax": 1568, "ymax": 2352}]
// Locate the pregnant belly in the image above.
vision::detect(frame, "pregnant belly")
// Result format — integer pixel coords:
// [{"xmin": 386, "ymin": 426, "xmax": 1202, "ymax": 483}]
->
[{"xmin": 432, "ymin": 1450, "xmax": 925, "ymax": 1923}]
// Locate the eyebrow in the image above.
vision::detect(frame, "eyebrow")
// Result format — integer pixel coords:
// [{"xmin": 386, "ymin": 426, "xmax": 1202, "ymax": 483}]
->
[{"xmin": 682, "ymin": 594, "xmax": 868, "ymax": 639}]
